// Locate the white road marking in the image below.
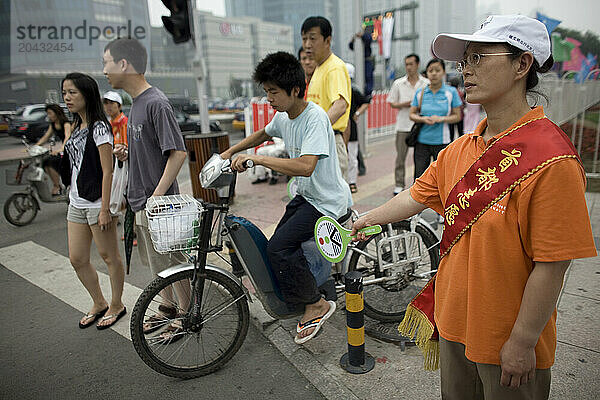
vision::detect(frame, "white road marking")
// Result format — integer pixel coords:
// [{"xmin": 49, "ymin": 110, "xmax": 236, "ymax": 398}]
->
[{"xmin": 0, "ymin": 241, "xmax": 140, "ymax": 340}]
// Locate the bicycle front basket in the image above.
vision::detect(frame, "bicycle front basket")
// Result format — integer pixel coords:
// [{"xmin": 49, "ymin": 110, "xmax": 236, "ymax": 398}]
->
[{"xmin": 146, "ymin": 194, "xmax": 202, "ymax": 254}]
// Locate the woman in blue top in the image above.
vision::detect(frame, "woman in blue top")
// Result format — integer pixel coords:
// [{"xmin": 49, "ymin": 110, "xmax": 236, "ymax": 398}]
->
[{"xmin": 409, "ymin": 58, "xmax": 463, "ymax": 180}]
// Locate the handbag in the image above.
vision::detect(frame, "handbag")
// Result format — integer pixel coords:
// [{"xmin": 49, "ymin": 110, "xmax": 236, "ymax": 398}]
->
[
  {"xmin": 110, "ymin": 159, "xmax": 128, "ymax": 214},
  {"xmin": 59, "ymin": 150, "xmax": 71, "ymax": 187},
  {"xmin": 406, "ymin": 85, "xmax": 427, "ymax": 147}
]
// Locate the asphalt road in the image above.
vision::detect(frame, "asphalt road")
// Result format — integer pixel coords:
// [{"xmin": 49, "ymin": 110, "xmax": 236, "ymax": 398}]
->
[{"xmin": 0, "ymin": 133, "xmax": 324, "ymax": 400}]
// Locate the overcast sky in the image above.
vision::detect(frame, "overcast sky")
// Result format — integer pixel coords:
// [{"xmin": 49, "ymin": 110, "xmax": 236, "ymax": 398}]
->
[{"xmin": 148, "ymin": 0, "xmax": 598, "ymax": 35}]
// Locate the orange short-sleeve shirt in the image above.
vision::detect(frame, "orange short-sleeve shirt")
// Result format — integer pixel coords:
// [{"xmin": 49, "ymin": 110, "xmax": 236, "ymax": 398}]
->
[
  {"xmin": 410, "ymin": 107, "xmax": 597, "ymax": 368},
  {"xmin": 110, "ymin": 112, "xmax": 128, "ymax": 147}
]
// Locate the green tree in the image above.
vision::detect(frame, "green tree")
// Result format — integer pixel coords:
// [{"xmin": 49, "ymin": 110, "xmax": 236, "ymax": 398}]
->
[{"xmin": 554, "ymin": 27, "xmax": 600, "ymax": 58}]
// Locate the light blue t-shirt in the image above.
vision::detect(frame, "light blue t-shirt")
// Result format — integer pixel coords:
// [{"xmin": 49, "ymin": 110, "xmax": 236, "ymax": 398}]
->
[
  {"xmin": 412, "ymin": 84, "xmax": 462, "ymax": 145},
  {"xmin": 265, "ymin": 101, "xmax": 352, "ymax": 219}
]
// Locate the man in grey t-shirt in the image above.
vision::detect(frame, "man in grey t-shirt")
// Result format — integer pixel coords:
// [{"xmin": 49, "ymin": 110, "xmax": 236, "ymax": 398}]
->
[
  {"xmin": 126, "ymin": 86, "xmax": 186, "ymax": 212},
  {"xmin": 103, "ymin": 38, "xmax": 188, "ymax": 341}
]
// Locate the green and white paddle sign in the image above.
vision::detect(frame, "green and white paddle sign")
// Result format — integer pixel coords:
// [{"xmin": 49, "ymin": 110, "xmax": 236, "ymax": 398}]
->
[
  {"xmin": 287, "ymin": 177, "xmax": 298, "ymax": 200},
  {"xmin": 314, "ymin": 216, "xmax": 382, "ymax": 263}
]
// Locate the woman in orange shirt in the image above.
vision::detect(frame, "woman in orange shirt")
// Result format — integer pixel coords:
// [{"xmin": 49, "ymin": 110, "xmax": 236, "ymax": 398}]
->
[{"xmin": 352, "ymin": 15, "xmax": 596, "ymax": 399}]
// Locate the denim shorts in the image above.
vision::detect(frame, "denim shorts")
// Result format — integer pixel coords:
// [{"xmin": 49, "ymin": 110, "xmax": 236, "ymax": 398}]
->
[{"xmin": 67, "ymin": 205, "xmax": 105, "ymax": 225}]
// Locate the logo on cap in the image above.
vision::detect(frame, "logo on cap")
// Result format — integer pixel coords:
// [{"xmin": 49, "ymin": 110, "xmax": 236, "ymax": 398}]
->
[
  {"xmin": 481, "ymin": 16, "xmax": 493, "ymax": 29},
  {"xmin": 508, "ymin": 34, "xmax": 534, "ymax": 52}
]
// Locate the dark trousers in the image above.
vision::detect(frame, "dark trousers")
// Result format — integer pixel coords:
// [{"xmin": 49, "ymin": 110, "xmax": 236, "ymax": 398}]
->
[
  {"xmin": 414, "ymin": 142, "xmax": 447, "ymax": 181},
  {"xmin": 267, "ymin": 195, "xmax": 323, "ymax": 306},
  {"xmin": 440, "ymin": 337, "xmax": 551, "ymax": 400},
  {"xmin": 357, "ymin": 148, "xmax": 366, "ymax": 175},
  {"xmin": 449, "ymin": 120, "xmax": 464, "ymax": 141}
]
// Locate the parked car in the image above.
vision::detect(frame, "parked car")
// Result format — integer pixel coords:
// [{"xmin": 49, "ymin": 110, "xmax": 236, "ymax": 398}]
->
[
  {"xmin": 168, "ymin": 96, "xmax": 199, "ymax": 115},
  {"xmin": 9, "ymin": 104, "xmax": 71, "ymax": 142},
  {"xmin": 175, "ymin": 110, "xmax": 222, "ymax": 134},
  {"xmin": 0, "ymin": 113, "xmax": 13, "ymax": 133},
  {"xmin": 232, "ymin": 111, "xmax": 245, "ymax": 131}
]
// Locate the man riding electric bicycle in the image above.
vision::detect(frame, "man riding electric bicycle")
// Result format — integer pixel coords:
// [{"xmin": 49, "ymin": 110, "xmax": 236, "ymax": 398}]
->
[{"xmin": 220, "ymin": 52, "xmax": 352, "ymax": 344}]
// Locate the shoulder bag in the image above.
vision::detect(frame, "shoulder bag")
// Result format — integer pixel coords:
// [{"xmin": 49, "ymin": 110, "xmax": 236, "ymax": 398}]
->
[{"xmin": 405, "ymin": 86, "xmax": 427, "ymax": 147}]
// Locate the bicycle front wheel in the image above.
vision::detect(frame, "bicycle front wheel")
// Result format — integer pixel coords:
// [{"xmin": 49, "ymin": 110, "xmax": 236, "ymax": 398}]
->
[
  {"xmin": 131, "ymin": 268, "xmax": 249, "ymax": 379},
  {"xmin": 348, "ymin": 221, "xmax": 440, "ymax": 321},
  {"xmin": 4, "ymin": 193, "xmax": 38, "ymax": 226}
]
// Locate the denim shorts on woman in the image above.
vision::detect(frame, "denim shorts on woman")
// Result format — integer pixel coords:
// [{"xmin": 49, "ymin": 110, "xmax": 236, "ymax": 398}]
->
[{"xmin": 67, "ymin": 204, "xmax": 108, "ymax": 225}]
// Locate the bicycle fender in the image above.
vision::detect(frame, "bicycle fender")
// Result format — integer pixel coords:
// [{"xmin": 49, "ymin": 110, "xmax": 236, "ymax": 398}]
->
[
  {"xmin": 417, "ymin": 217, "xmax": 440, "ymax": 241},
  {"xmin": 157, "ymin": 263, "xmax": 248, "ymax": 298}
]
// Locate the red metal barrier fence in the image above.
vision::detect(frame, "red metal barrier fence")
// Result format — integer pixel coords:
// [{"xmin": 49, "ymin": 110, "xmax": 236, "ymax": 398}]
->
[{"xmin": 249, "ymin": 92, "xmax": 397, "ymax": 140}]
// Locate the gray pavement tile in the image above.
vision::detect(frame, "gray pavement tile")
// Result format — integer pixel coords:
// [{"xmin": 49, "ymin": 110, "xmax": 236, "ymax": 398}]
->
[
  {"xmin": 250, "ymin": 297, "xmax": 441, "ymax": 400},
  {"xmin": 562, "ymin": 258, "xmax": 600, "ymax": 301},
  {"xmin": 551, "ymin": 342, "xmax": 600, "ymax": 400},
  {"xmin": 557, "ymin": 292, "xmax": 600, "ymax": 353},
  {"xmin": 585, "ymin": 192, "xmax": 600, "ymax": 235}
]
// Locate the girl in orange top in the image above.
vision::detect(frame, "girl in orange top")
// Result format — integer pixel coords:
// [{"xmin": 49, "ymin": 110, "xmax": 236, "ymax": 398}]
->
[
  {"xmin": 352, "ymin": 15, "xmax": 596, "ymax": 399},
  {"xmin": 102, "ymin": 91, "xmax": 128, "ymax": 146}
]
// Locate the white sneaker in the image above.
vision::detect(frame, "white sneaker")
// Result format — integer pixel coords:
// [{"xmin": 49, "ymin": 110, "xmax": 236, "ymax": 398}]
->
[{"xmin": 393, "ymin": 186, "xmax": 403, "ymax": 195}]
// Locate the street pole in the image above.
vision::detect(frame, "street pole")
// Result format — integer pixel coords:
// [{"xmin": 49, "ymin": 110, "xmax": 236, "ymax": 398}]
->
[
  {"xmin": 191, "ymin": 4, "xmax": 210, "ymax": 134},
  {"xmin": 353, "ymin": 0, "xmax": 368, "ymax": 157},
  {"xmin": 353, "ymin": 0, "xmax": 365, "ymax": 96}
]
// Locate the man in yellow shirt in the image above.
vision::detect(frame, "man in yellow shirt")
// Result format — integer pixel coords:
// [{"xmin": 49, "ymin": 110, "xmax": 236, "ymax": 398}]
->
[{"xmin": 302, "ymin": 16, "xmax": 351, "ymax": 181}]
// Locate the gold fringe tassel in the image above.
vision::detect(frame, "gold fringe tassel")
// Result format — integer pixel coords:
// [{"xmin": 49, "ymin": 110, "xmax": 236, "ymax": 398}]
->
[{"xmin": 398, "ymin": 305, "xmax": 440, "ymax": 371}]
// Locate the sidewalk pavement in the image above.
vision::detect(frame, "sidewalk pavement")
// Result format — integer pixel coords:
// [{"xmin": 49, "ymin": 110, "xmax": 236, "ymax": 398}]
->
[{"xmin": 181, "ymin": 136, "xmax": 599, "ymax": 400}]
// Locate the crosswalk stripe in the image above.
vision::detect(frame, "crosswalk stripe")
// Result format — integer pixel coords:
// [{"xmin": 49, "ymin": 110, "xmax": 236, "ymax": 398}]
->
[{"xmin": 0, "ymin": 241, "xmax": 140, "ymax": 340}]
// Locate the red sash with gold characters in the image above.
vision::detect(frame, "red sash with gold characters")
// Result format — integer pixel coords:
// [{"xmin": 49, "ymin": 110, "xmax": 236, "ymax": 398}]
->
[{"xmin": 398, "ymin": 116, "xmax": 581, "ymax": 370}]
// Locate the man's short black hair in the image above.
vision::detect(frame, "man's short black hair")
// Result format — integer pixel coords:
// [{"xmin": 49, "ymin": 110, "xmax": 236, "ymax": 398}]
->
[
  {"xmin": 426, "ymin": 58, "xmax": 446, "ymax": 71},
  {"xmin": 301, "ymin": 16, "xmax": 332, "ymax": 39},
  {"xmin": 104, "ymin": 38, "xmax": 147, "ymax": 74},
  {"xmin": 253, "ymin": 52, "xmax": 306, "ymax": 99},
  {"xmin": 405, "ymin": 53, "xmax": 420, "ymax": 64}
]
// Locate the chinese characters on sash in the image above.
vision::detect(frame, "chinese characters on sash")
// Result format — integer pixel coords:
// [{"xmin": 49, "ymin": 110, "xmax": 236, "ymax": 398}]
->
[{"xmin": 444, "ymin": 148, "xmax": 522, "ymax": 225}]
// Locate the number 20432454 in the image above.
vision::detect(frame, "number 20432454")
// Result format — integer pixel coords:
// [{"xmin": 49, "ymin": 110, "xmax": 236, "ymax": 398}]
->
[{"xmin": 18, "ymin": 42, "xmax": 74, "ymax": 52}]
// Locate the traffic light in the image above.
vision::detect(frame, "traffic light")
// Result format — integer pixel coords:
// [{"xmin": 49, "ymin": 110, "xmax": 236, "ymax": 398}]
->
[{"xmin": 161, "ymin": 0, "xmax": 191, "ymax": 43}]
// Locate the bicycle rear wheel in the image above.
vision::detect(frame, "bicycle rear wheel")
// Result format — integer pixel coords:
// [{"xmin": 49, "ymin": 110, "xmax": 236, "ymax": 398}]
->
[
  {"xmin": 348, "ymin": 221, "xmax": 439, "ymax": 321},
  {"xmin": 4, "ymin": 193, "xmax": 38, "ymax": 226},
  {"xmin": 131, "ymin": 268, "xmax": 249, "ymax": 379}
]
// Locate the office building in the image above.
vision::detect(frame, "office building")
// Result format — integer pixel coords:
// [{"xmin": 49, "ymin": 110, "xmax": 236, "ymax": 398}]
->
[
  {"xmin": 338, "ymin": 0, "xmax": 477, "ymax": 87},
  {"xmin": 194, "ymin": 11, "xmax": 294, "ymax": 98},
  {"xmin": 226, "ymin": 0, "xmax": 340, "ymax": 56}
]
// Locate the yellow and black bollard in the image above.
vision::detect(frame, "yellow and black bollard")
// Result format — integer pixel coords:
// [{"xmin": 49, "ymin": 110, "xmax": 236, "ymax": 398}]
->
[{"xmin": 340, "ymin": 271, "xmax": 375, "ymax": 374}]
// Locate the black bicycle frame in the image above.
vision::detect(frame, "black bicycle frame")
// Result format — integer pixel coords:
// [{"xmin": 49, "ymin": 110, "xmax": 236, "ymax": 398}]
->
[{"xmin": 187, "ymin": 200, "xmax": 231, "ymax": 329}]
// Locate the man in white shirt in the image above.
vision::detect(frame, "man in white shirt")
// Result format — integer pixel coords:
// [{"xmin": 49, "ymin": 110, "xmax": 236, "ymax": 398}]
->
[{"xmin": 387, "ymin": 54, "xmax": 429, "ymax": 195}]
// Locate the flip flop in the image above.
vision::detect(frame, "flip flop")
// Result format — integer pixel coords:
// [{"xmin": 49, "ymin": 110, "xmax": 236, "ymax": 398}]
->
[
  {"xmin": 96, "ymin": 307, "xmax": 127, "ymax": 330},
  {"xmin": 157, "ymin": 321, "xmax": 185, "ymax": 345},
  {"xmin": 143, "ymin": 305, "xmax": 177, "ymax": 334},
  {"xmin": 294, "ymin": 300, "xmax": 336, "ymax": 345},
  {"xmin": 78, "ymin": 306, "xmax": 108, "ymax": 329}
]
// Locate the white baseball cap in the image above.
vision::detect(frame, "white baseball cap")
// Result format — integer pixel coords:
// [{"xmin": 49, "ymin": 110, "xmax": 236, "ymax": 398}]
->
[
  {"xmin": 432, "ymin": 15, "xmax": 551, "ymax": 66},
  {"xmin": 103, "ymin": 91, "xmax": 123, "ymax": 105},
  {"xmin": 345, "ymin": 63, "xmax": 355, "ymax": 80}
]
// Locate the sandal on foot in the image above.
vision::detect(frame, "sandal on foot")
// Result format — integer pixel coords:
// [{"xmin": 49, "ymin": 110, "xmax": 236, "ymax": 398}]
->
[
  {"xmin": 143, "ymin": 305, "xmax": 177, "ymax": 334},
  {"xmin": 294, "ymin": 300, "xmax": 336, "ymax": 345},
  {"xmin": 79, "ymin": 306, "xmax": 108, "ymax": 329},
  {"xmin": 96, "ymin": 307, "xmax": 127, "ymax": 330},
  {"xmin": 157, "ymin": 321, "xmax": 185, "ymax": 344},
  {"xmin": 349, "ymin": 183, "xmax": 358, "ymax": 193}
]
